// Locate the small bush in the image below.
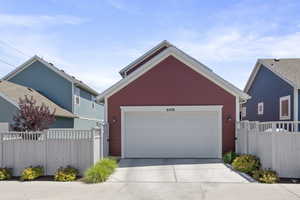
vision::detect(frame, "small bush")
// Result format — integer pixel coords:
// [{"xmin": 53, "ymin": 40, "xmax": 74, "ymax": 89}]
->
[
  {"xmin": 0, "ymin": 168, "xmax": 12, "ymax": 180},
  {"xmin": 20, "ymin": 166, "xmax": 43, "ymax": 181},
  {"xmin": 252, "ymin": 170, "xmax": 279, "ymax": 184},
  {"xmin": 232, "ymin": 154, "xmax": 260, "ymax": 174},
  {"xmin": 223, "ymin": 151, "xmax": 237, "ymax": 164},
  {"xmin": 54, "ymin": 166, "xmax": 78, "ymax": 182},
  {"xmin": 84, "ymin": 158, "xmax": 118, "ymax": 183},
  {"xmin": 100, "ymin": 158, "xmax": 118, "ymax": 173}
]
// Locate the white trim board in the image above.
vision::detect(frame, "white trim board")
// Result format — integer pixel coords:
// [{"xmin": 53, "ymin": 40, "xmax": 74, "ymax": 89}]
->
[
  {"xmin": 2, "ymin": 55, "xmax": 99, "ymax": 96},
  {"xmin": 98, "ymin": 46, "xmax": 250, "ymax": 101},
  {"xmin": 120, "ymin": 105, "xmax": 223, "ymax": 112},
  {"xmin": 279, "ymin": 95, "xmax": 291, "ymax": 120},
  {"xmin": 120, "ymin": 105, "xmax": 223, "ymax": 158},
  {"xmin": 3, "ymin": 55, "xmax": 75, "ymax": 83},
  {"xmin": 77, "ymin": 117, "xmax": 103, "ymax": 122},
  {"xmin": 119, "ymin": 40, "xmax": 171, "ymax": 77},
  {"xmin": 0, "ymin": 92, "xmax": 19, "ymax": 108},
  {"xmin": 294, "ymin": 89, "xmax": 298, "ymax": 121}
]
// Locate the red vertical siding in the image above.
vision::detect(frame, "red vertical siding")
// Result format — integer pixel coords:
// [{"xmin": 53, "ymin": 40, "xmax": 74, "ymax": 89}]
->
[{"xmin": 108, "ymin": 56, "xmax": 236, "ymax": 156}]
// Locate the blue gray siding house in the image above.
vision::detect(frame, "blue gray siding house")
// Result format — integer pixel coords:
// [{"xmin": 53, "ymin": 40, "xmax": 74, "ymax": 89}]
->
[
  {"xmin": 0, "ymin": 80, "xmax": 76, "ymax": 128},
  {"xmin": 243, "ymin": 58, "xmax": 300, "ymax": 122},
  {"xmin": 2, "ymin": 55, "xmax": 104, "ymax": 129}
]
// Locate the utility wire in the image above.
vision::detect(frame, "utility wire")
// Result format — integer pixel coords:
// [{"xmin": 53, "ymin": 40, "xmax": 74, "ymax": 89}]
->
[
  {"xmin": 0, "ymin": 39, "xmax": 31, "ymax": 58},
  {"xmin": 0, "ymin": 58, "xmax": 17, "ymax": 68}
]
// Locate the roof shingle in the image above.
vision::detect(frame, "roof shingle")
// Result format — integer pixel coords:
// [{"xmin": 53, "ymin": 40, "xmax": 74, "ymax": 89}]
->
[{"xmin": 0, "ymin": 80, "xmax": 76, "ymax": 118}]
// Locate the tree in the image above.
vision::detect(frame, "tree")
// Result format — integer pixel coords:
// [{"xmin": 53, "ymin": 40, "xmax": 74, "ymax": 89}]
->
[{"xmin": 12, "ymin": 95, "xmax": 56, "ymax": 131}]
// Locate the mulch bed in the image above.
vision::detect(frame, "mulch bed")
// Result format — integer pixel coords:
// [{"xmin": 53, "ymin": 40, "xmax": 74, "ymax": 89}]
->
[
  {"xmin": 3, "ymin": 176, "xmax": 83, "ymax": 182},
  {"xmin": 278, "ymin": 178, "xmax": 300, "ymax": 184}
]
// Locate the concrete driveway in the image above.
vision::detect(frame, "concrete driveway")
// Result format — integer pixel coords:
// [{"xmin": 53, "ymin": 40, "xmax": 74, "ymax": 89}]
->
[{"xmin": 108, "ymin": 159, "xmax": 250, "ymax": 183}]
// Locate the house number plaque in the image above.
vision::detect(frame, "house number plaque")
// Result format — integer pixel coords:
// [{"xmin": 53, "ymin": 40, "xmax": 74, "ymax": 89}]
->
[{"xmin": 166, "ymin": 108, "xmax": 175, "ymax": 112}]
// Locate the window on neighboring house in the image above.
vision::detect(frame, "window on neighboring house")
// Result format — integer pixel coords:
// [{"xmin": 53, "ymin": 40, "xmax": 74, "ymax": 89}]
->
[
  {"xmin": 74, "ymin": 87, "xmax": 80, "ymax": 105},
  {"xmin": 258, "ymin": 102, "xmax": 264, "ymax": 115},
  {"xmin": 241, "ymin": 107, "xmax": 247, "ymax": 118},
  {"xmin": 91, "ymin": 95, "xmax": 96, "ymax": 109},
  {"xmin": 279, "ymin": 95, "xmax": 290, "ymax": 120}
]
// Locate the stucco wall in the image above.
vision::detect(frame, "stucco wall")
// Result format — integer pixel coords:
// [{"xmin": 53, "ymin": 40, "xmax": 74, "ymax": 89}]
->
[
  {"xmin": 243, "ymin": 65, "xmax": 294, "ymax": 121},
  {"xmin": 108, "ymin": 55, "xmax": 236, "ymax": 156}
]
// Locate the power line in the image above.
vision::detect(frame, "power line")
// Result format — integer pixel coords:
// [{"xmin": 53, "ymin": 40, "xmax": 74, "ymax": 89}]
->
[
  {"xmin": 0, "ymin": 58, "xmax": 17, "ymax": 68},
  {"xmin": 0, "ymin": 39, "xmax": 31, "ymax": 58}
]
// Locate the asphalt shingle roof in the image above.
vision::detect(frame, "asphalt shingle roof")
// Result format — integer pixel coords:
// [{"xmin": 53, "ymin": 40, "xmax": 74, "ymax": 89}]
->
[
  {"xmin": 259, "ymin": 58, "xmax": 300, "ymax": 87},
  {"xmin": 0, "ymin": 80, "xmax": 76, "ymax": 118}
]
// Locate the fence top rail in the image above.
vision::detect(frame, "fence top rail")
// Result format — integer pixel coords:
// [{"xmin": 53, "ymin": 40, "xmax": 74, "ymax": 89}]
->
[
  {"xmin": 238, "ymin": 121, "xmax": 300, "ymax": 124},
  {"xmin": 0, "ymin": 129, "xmax": 101, "ymax": 141}
]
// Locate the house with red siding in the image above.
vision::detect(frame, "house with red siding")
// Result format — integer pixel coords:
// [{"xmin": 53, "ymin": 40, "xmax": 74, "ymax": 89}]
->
[{"xmin": 97, "ymin": 40, "xmax": 250, "ymax": 158}]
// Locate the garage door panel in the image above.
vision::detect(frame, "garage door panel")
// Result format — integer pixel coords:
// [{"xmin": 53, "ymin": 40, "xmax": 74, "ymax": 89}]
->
[{"xmin": 123, "ymin": 107, "xmax": 222, "ymax": 158}]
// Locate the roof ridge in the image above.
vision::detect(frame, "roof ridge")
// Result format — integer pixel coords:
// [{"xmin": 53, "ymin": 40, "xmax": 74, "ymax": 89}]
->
[{"xmin": 119, "ymin": 40, "xmax": 172, "ymax": 76}]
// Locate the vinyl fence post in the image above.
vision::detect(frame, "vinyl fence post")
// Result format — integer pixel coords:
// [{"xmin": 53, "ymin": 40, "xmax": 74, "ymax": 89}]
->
[
  {"xmin": 0, "ymin": 133, "xmax": 3, "ymax": 168},
  {"xmin": 92, "ymin": 128, "xmax": 100, "ymax": 165},
  {"xmin": 271, "ymin": 122, "xmax": 277, "ymax": 171},
  {"xmin": 43, "ymin": 130, "xmax": 48, "ymax": 175},
  {"xmin": 245, "ymin": 121, "xmax": 250, "ymax": 154},
  {"xmin": 100, "ymin": 125, "xmax": 104, "ymax": 159}
]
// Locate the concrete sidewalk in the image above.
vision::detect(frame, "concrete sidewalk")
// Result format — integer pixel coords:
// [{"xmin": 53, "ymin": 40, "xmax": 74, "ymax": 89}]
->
[{"xmin": 0, "ymin": 181, "xmax": 300, "ymax": 200}]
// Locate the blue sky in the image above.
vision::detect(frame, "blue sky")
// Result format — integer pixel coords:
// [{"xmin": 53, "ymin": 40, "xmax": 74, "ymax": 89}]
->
[{"xmin": 0, "ymin": 0, "xmax": 300, "ymax": 92}]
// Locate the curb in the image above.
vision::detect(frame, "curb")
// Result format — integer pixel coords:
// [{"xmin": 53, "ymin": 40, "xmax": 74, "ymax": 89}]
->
[{"xmin": 224, "ymin": 163, "xmax": 258, "ymax": 183}]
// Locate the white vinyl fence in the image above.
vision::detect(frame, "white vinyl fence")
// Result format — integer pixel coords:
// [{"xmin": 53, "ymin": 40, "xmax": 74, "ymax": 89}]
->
[
  {"xmin": 0, "ymin": 125, "xmax": 109, "ymax": 176},
  {"xmin": 236, "ymin": 121, "xmax": 300, "ymax": 178}
]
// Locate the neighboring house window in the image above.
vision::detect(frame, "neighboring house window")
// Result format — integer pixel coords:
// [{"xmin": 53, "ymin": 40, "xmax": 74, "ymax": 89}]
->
[
  {"xmin": 279, "ymin": 95, "xmax": 291, "ymax": 120},
  {"xmin": 91, "ymin": 95, "xmax": 96, "ymax": 109},
  {"xmin": 257, "ymin": 102, "xmax": 264, "ymax": 115},
  {"xmin": 74, "ymin": 87, "xmax": 80, "ymax": 105},
  {"xmin": 241, "ymin": 107, "xmax": 246, "ymax": 118}
]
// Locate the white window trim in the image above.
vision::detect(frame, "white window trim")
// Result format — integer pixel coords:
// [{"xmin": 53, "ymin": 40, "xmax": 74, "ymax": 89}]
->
[
  {"xmin": 74, "ymin": 95, "xmax": 80, "ymax": 105},
  {"xmin": 92, "ymin": 96, "xmax": 96, "ymax": 109},
  {"xmin": 74, "ymin": 87, "xmax": 80, "ymax": 105},
  {"xmin": 258, "ymin": 102, "xmax": 264, "ymax": 115},
  {"xmin": 279, "ymin": 95, "xmax": 291, "ymax": 120},
  {"xmin": 241, "ymin": 107, "xmax": 246, "ymax": 118}
]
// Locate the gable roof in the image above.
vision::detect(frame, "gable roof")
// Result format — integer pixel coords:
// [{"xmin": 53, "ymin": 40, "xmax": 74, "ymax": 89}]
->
[
  {"xmin": 244, "ymin": 58, "xmax": 300, "ymax": 93},
  {"xmin": 119, "ymin": 40, "xmax": 172, "ymax": 77},
  {"xmin": 0, "ymin": 80, "xmax": 76, "ymax": 118},
  {"xmin": 2, "ymin": 55, "xmax": 99, "ymax": 96},
  {"xmin": 98, "ymin": 41, "xmax": 250, "ymax": 101}
]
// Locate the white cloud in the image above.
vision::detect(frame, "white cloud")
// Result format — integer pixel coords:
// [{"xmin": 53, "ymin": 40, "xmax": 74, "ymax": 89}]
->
[
  {"xmin": 174, "ymin": 29, "xmax": 300, "ymax": 63},
  {"xmin": 169, "ymin": 28, "xmax": 300, "ymax": 89},
  {"xmin": 0, "ymin": 14, "xmax": 87, "ymax": 27}
]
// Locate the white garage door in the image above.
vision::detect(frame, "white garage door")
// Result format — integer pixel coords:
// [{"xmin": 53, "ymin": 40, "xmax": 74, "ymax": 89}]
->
[{"xmin": 121, "ymin": 106, "xmax": 222, "ymax": 158}]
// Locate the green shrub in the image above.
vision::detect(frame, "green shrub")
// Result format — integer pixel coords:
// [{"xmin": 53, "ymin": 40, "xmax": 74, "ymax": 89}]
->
[
  {"xmin": 223, "ymin": 151, "xmax": 237, "ymax": 164},
  {"xmin": 252, "ymin": 170, "xmax": 279, "ymax": 183},
  {"xmin": 84, "ymin": 158, "xmax": 118, "ymax": 183},
  {"xmin": 0, "ymin": 168, "xmax": 12, "ymax": 180},
  {"xmin": 99, "ymin": 158, "xmax": 118, "ymax": 173},
  {"xmin": 54, "ymin": 166, "xmax": 79, "ymax": 182},
  {"xmin": 20, "ymin": 166, "xmax": 43, "ymax": 181},
  {"xmin": 232, "ymin": 154, "xmax": 260, "ymax": 174}
]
